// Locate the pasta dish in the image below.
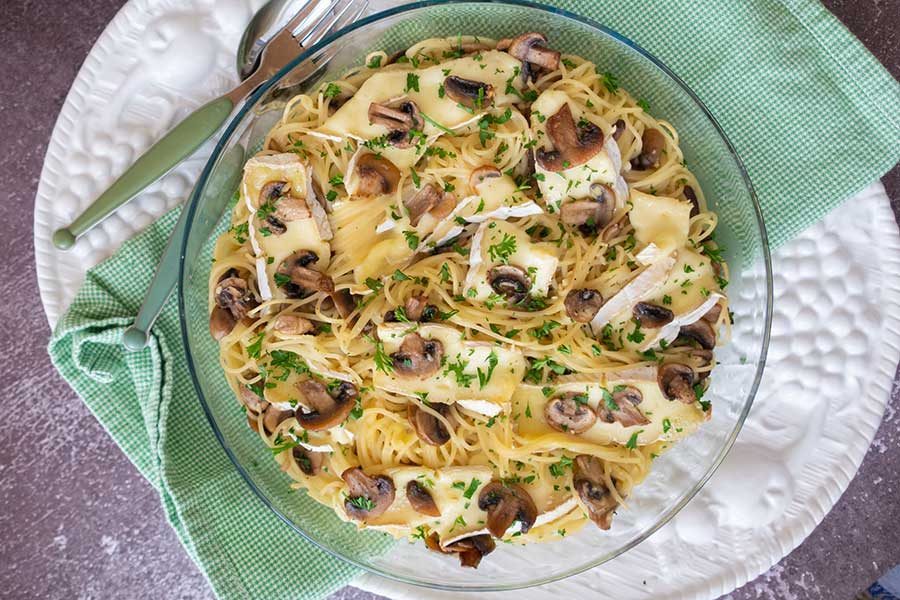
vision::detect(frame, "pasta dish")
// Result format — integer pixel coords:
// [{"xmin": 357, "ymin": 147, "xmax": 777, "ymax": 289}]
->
[{"xmin": 208, "ymin": 32, "xmax": 730, "ymax": 567}]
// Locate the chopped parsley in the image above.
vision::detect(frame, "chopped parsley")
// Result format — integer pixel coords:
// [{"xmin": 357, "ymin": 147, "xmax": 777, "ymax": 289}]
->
[
  {"xmin": 322, "ymin": 82, "xmax": 342, "ymax": 98},
  {"xmin": 348, "ymin": 495, "xmax": 376, "ymax": 511},
  {"xmin": 463, "ymin": 478, "xmax": 481, "ymax": 499},
  {"xmin": 476, "ymin": 351, "xmax": 499, "ymax": 389},
  {"xmin": 373, "ymin": 339, "xmax": 394, "ymax": 375},
  {"xmin": 598, "ymin": 69, "xmax": 619, "ymax": 93},
  {"xmin": 625, "ymin": 430, "xmax": 644, "ymax": 449},
  {"xmin": 366, "ymin": 55, "xmax": 383, "ymax": 69},
  {"xmin": 487, "ymin": 233, "xmax": 517, "ymax": 264},
  {"xmin": 403, "ymin": 230, "xmax": 419, "ymax": 250},
  {"xmin": 405, "ymin": 73, "xmax": 420, "ymax": 93}
]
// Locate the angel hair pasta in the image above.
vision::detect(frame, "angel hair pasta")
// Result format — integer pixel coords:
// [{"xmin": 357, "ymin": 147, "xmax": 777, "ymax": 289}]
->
[{"xmin": 208, "ymin": 32, "xmax": 730, "ymax": 568}]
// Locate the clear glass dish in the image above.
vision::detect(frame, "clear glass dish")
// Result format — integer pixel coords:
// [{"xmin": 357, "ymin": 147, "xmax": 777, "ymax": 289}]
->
[{"xmin": 179, "ymin": 0, "xmax": 772, "ymax": 591}]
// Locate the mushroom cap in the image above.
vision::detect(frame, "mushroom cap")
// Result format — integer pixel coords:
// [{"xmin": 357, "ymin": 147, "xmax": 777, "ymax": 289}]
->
[
  {"xmin": 404, "ymin": 183, "xmax": 444, "ymax": 227},
  {"xmin": 294, "ymin": 379, "xmax": 357, "ymax": 431},
  {"xmin": 477, "ymin": 482, "xmax": 538, "ymax": 538},
  {"xmin": 407, "ymin": 402, "xmax": 454, "ymax": 446},
  {"xmin": 535, "ymin": 103, "xmax": 604, "ymax": 171},
  {"xmin": 468, "ymin": 165, "xmax": 502, "ymax": 191},
  {"xmin": 683, "ymin": 184, "xmax": 700, "ymax": 217},
  {"xmin": 270, "ymin": 196, "xmax": 311, "ymax": 223},
  {"xmin": 406, "ymin": 479, "xmax": 441, "ymax": 517},
  {"xmin": 259, "ymin": 181, "xmax": 287, "ymax": 206},
  {"xmin": 631, "ymin": 128, "xmax": 666, "ymax": 170},
  {"xmin": 632, "ymin": 301, "xmax": 675, "ymax": 328},
  {"xmin": 658, "ymin": 362, "xmax": 697, "ymax": 404},
  {"xmin": 443, "ymin": 76, "xmax": 495, "ymax": 109},
  {"xmin": 598, "ymin": 386, "xmax": 650, "ymax": 427},
  {"xmin": 262, "ymin": 404, "xmax": 293, "ymax": 435},
  {"xmin": 487, "ymin": 265, "xmax": 531, "ymax": 304},
  {"xmin": 564, "ymin": 288, "xmax": 603, "ymax": 323},
  {"xmin": 701, "ymin": 301, "xmax": 722, "ymax": 324},
  {"xmin": 292, "ymin": 446, "xmax": 324, "ymax": 476},
  {"xmin": 544, "ymin": 392, "xmax": 597, "ymax": 434},
  {"xmin": 426, "ymin": 532, "xmax": 496, "ymax": 568},
  {"xmin": 209, "ymin": 305, "xmax": 237, "ymax": 340},
  {"xmin": 612, "ymin": 119, "xmax": 626, "ymax": 141},
  {"xmin": 238, "ymin": 384, "xmax": 266, "ymax": 415},
  {"xmin": 330, "ymin": 288, "xmax": 358, "ymax": 320},
  {"xmin": 677, "ymin": 319, "xmax": 716, "ymax": 350},
  {"xmin": 560, "ymin": 184, "xmax": 614, "ymax": 234},
  {"xmin": 355, "ymin": 153, "xmax": 401, "ymax": 197},
  {"xmin": 391, "ymin": 332, "xmax": 444, "ymax": 379},
  {"xmin": 273, "ymin": 314, "xmax": 315, "ymax": 336},
  {"xmin": 573, "ymin": 454, "xmax": 619, "ymax": 530},
  {"xmin": 367, "ymin": 100, "xmax": 424, "ymax": 149},
  {"xmin": 342, "ymin": 467, "xmax": 396, "ymax": 520},
  {"xmin": 504, "ymin": 32, "xmax": 560, "ymax": 80},
  {"xmin": 277, "ymin": 250, "xmax": 334, "ymax": 299},
  {"xmin": 215, "ymin": 272, "xmax": 256, "ymax": 320}
]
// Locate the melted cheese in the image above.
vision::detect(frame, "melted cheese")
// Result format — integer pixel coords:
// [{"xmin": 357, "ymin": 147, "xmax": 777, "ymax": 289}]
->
[
  {"xmin": 589, "ymin": 254, "xmax": 677, "ymax": 334},
  {"xmin": 464, "ymin": 220, "xmax": 559, "ymax": 302},
  {"xmin": 352, "ymin": 236, "xmax": 410, "ymax": 285},
  {"xmin": 512, "ymin": 374, "xmax": 707, "ymax": 447},
  {"xmin": 530, "ymin": 90, "xmax": 623, "ymax": 211},
  {"xmin": 319, "ymin": 51, "xmax": 523, "ymax": 145},
  {"xmin": 373, "ymin": 324, "xmax": 526, "ymax": 407},
  {"xmin": 241, "ymin": 153, "xmax": 333, "ymax": 300},
  {"xmin": 360, "ymin": 465, "xmax": 493, "ymax": 538},
  {"xmin": 629, "ymin": 190, "xmax": 692, "ymax": 254}
]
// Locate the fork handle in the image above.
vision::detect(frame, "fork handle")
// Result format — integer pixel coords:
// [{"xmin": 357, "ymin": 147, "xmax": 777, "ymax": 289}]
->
[{"xmin": 52, "ymin": 95, "xmax": 235, "ymax": 250}]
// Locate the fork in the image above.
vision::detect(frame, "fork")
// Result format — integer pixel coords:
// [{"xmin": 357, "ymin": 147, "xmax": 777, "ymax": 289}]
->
[
  {"xmin": 119, "ymin": 0, "xmax": 367, "ymax": 351},
  {"xmin": 53, "ymin": 0, "xmax": 364, "ymax": 250}
]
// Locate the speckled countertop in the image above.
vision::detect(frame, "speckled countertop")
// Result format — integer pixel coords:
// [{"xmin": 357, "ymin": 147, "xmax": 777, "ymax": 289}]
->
[{"xmin": 2, "ymin": 1, "xmax": 898, "ymax": 598}]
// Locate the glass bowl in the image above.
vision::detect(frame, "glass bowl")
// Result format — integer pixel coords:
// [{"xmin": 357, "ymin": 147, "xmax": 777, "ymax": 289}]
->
[{"xmin": 179, "ymin": 0, "xmax": 772, "ymax": 591}]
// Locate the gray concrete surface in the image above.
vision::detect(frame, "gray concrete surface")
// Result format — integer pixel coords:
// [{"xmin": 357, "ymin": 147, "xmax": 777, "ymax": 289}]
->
[{"xmin": 0, "ymin": 1, "xmax": 897, "ymax": 598}]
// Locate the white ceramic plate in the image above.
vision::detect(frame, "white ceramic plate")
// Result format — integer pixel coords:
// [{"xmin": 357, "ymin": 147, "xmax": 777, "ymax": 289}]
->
[{"xmin": 32, "ymin": 1, "xmax": 898, "ymax": 597}]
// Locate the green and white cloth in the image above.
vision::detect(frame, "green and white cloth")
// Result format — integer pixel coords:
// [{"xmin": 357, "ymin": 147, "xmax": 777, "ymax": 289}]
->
[{"xmin": 49, "ymin": 1, "xmax": 899, "ymax": 599}]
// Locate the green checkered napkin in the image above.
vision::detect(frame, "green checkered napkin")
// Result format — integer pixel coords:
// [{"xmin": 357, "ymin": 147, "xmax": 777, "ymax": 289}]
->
[{"xmin": 49, "ymin": 1, "xmax": 899, "ymax": 599}]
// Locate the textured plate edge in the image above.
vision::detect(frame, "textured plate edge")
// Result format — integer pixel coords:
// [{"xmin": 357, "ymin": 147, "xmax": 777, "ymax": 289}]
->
[{"xmin": 33, "ymin": 0, "xmax": 146, "ymax": 329}]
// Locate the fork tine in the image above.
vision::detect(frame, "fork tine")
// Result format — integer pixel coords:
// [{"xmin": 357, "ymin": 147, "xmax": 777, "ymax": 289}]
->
[
  {"xmin": 284, "ymin": 0, "xmax": 340, "ymax": 37},
  {"xmin": 297, "ymin": 0, "xmax": 360, "ymax": 47}
]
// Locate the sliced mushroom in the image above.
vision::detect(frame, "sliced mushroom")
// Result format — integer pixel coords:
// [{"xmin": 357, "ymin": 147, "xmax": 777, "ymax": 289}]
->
[
  {"xmin": 677, "ymin": 319, "xmax": 716, "ymax": 350},
  {"xmin": 658, "ymin": 362, "xmax": 697, "ymax": 404},
  {"xmin": 573, "ymin": 454, "xmax": 619, "ymax": 530},
  {"xmin": 598, "ymin": 386, "xmax": 650, "ymax": 427},
  {"xmin": 443, "ymin": 76, "xmax": 494, "ymax": 109},
  {"xmin": 612, "ymin": 119, "xmax": 626, "ymax": 141},
  {"xmin": 277, "ymin": 250, "xmax": 334, "ymax": 299},
  {"xmin": 631, "ymin": 128, "xmax": 666, "ymax": 170},
  {"xmin": 262, "ymin": 404, "xmax": 293, "ymax": 435},
  {"xmin": 292, "ymin": 446, "xmax": 323, "ymax": 476},
  {"xmin": 632, "ymin": 302, "xmax": 675, "ymax": 328},
  {"xmin": 239, "ymin": 383, "xmax": 267, "ymax": 415},
  {"xmin": 342, "ymin": 467, "xmax": 395, "ymax": 520},
  {"xmin": 535, "ymin": 104, "xmax": 604, "ymax": 171},
  {"xmin": 512, "ymin": 149, "xmax": 535, "ymax": 181},
  {"xmin": 385, "ymin": 294, "xmax": 437, "ymax": 323},
  {"xmin": 406, "ymin": 480, "xmax": 441, "ymax": 517},
  {"xmin": 294, "ymin": 379, "xmax": 357, "ymax": 430},
  {"xmin": 560, "ymin": 183, "xmax": 615, "ymax": 235},
  {"xmin": 702, "ymin": 302, "xmax": 722, "ymax": 324},
  {"xmin": 259, "ymin": 181, "xmax": 287, "ymax": 206},
  {"xmin": 683, "ymin": 185, "xmax": 700, "ymax": 217},
  {"xmin": 407, "ymin": 402, "xmax": 455, "ymax": 446},
  {"xmin": 355, "ymin": 153, "xmax": 401, "ymax": 197},
  {"xmin": 469, "ymin": 165, "xmax": 502, "ymax": 191},
  {"xmin": 391, "ymin": 333, "xmax": 443, "ymax": 379},
  {"xmin": 487, "ymin": 265, "xmax": 531, "ymax": 304},
  {"xmin": 331, "ymin": 289, "xmax": 358, "ymax": 320},
  {"xmin": 271, "ymin": 196, "xmax": 311, "ymax": 223},
  {"xmin": 210, "ymin": 306, "xmax": 237, "ymax": 340},
  {"xmin": 404, "ymin": 183, "xmax": 444, "ymax": 226},
  {"xmin": 564, "ymin": 289, "xmax": 603, "ymax": 323},
  {"xmin": 215, "ymin": 271, "xmax": 256, "ymax": 320},
  {"xmin": 273, "ymin": 314, "xmax": 315, "ymax": 336},
  {"xmin": 478, "ymin": 482, "xmax": 538, "ymax": 538},
  {"xmin": 426, "ymin": 532, "xmax": 496, "ymax": 568},
  {"xmin": 368, "ymin": 100, "xmax": 424, "ymax": 149},
  {"xmin": 544, "ymin": 392, "xmax": 597, "ymax": 434},
  {"xmin": 500, "ymin": 32, "xmax": 561, "ymax": 82}
]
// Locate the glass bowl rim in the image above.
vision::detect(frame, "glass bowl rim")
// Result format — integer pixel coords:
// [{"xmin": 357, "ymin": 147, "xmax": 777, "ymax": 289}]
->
[{"xmin": 178, "ymin": 0, "xmax": 774, "ymax": 591}]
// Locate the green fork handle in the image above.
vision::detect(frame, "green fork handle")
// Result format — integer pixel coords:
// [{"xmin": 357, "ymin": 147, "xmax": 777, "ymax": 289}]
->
[
  {"xmin": 121, "ymin": 202, "xmax": 192, "ymax": 351},
  {"xmin": 52, "ymin": 96, "xmax": 235, "ymax": 250}
]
